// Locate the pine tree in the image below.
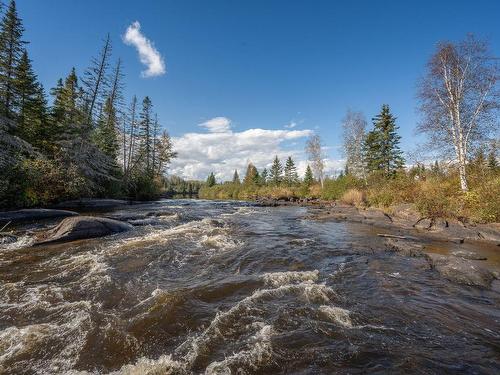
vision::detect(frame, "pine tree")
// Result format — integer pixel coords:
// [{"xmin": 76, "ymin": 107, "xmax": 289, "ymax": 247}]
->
[
  {"xmin": 243, "ymin": 163, "xmax": 258, "ymax": 185},
  {"xmin": 232, "ymin": 169, "xmax": 240, "ymax": 184},
  {"xmin": 206, "ymin": 172, "xmax": 216, "ymax": 187},
  {"xmin": 139, "ymin": 96, "xmax": 153, "ymax": 173},
  {"xmin": 0, "ymin": 0, "xmax": 26, "ymax": 118},
  {"xmin": 283, "ymin": 156, "xmax": 298, "ymax": 186},
  {"xmin": 364, "ymin": 104, "xmax": 405, "ymax": 176},
  {"xmin": 303, "ymin": 165, "xmax": 314, "ymax": 186},
  {"xmin": 269, "ymin": 155, "xmax": 283, "ymax": 185}
]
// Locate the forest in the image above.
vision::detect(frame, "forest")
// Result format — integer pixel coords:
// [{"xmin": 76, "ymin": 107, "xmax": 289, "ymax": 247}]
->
[{"xmin": 0, "ymin": 1, "xmax": 176, "ymax": 208}]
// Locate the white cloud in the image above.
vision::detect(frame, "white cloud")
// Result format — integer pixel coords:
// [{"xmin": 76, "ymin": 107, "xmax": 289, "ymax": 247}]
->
[
  {"xmin": 284, "ymin": 121, "xmax": 297, "ymax": 129},
  {"xmin": 169, "ymin": 118, "xmax": 344, "ymax": 181},
  {"xmin": 123, "ymin": 21, "xmax": 166, "ymax": 78},
  {"xmin": 199, "ymin": 117, "xmax": 232, "ymax": 133}
]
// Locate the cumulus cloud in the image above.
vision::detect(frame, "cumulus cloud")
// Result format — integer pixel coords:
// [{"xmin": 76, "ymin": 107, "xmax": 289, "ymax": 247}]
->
[
  {"xmin": 123, "ymin": 21, "xmax": 166, "ymax": 78},
  {"xmin": 169, "ymin": 118, "xmax": 344, "ymax": 181},
  {"xmin": 199, "ymin": 117, "xmax": 232, "ymax": 133}
]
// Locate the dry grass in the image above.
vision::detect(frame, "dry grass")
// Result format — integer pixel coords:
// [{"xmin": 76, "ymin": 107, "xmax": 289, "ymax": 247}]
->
[{"xmin": 340, "ymin": 188, "xmax": 366, "ymax": 207}]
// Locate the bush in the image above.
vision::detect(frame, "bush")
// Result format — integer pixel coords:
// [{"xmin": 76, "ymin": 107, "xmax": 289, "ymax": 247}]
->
[
  {"xmin": 321, "ymin": 175, "xmax": 362, "ymax": 200},
  {"xmin": 341, "ymin": 189, "xmax": 366, "ymax": 207}
]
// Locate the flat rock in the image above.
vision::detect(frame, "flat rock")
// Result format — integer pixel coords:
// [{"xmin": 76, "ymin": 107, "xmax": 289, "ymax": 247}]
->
[
  {"xmin": 0, "ymin": 209, "xmax": 78, "ymax": 223},
  {"xmin": 384, "ymin": 238, "xmax": 425, "ymax": 257},
  {"xmin": 35, "ymin": 216, "xmax": 133, "ymax": 245},
  {"xmin": 425, "ymin": 253, "xmax": 496, "ymax": 288}
]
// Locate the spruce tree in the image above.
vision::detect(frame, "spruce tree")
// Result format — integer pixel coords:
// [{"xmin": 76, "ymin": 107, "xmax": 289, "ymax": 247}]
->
[
  {"xmin": 50, "ymin": 68, "xmax": 84, "ymax": 136},
  {"xmin": 303, "ymin": 165, "xmax": 314, "ymax": 186},
  {"xmin": 0, "ymin": 0, "xmax": 26, "ymax": 118},
  {"xmin": 232, "ymin": 169, "xmax": 240, "ymax": 184},
  {"xmin": 487, "ymin": 145, "xmax": 498, "ymax": 171},
  {"xmin": 364, "ymin": 104, "xmax": 405, "ymax": 176},
  {"xmin": 260, "ymin": 168, "xmax": 268, "ymax": 185},
  {"xmin": 284, "ymin": 156, "xmax": 298, "ymax": 186},
  {"xmin": 206, "ymin": 172, "xmax": 216, "ymax": 187},
  {"xmin": 14, "ymin": 49, "xmax": 42, "ymax": 142},
  {"xmin": 94, "ymin": 96, "xmax": 119, "ymax": 160},
  {"xmin": 139, "ymin": 96, "xmax": 153, "ymax": 173},
  {"xmin": 269, "ymin": 155, "xmax": 283, "ymax": 185}
]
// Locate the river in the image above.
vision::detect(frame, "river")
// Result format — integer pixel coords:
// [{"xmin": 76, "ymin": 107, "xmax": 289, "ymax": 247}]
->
[{"xmin": 1, "ymin": 199, "xmax": 499, "ymax": 374}]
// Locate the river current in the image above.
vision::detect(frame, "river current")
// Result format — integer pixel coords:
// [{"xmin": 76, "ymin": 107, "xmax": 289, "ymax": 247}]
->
[{"xmin": 0, "ymin": 199, "xmax": 499, "ymax": 374}]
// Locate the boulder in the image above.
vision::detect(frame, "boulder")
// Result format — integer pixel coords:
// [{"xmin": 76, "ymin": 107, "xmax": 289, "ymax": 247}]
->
[
  {"xmin": 0, "ymin": 209, "xmax": 78, "ymax": 223},
  {"xmin": 425, "ymin": 253, "xmax": 496, "ymax": 288},
  {"xmin": 35, "ymin": 216, "xmax": 133, "ymax": 245}
]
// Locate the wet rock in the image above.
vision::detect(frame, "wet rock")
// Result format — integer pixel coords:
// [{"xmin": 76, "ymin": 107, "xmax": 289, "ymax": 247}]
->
[
  {"xmin": 384, "ymin": 238, "xmax": 425, "ymax": 257},
  {"xmin": 414, "ymin": 218, "xmax": 432, "ymax": 230},
  {"xmin": 51, "ymin": 199, "xmax": 132, "ymax": 211},
  {"xmin": 35, "ymin": 216, "xmax": 133, "ymax": 245},
  {"xmin": 0, "ymin": 208, "xmax": 78, "ymax": 223},
  {"xmin": 451, "ymin": 250, "xmax": 487, "ymax": 261},
  {"xmin": 425, "ymin": 253, "xmax": 496, "ymax": 288}
]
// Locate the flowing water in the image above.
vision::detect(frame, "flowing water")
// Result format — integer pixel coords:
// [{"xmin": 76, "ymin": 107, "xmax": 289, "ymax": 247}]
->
[{"xmin": 1, "ymin": 200, "xmax": 499, "ymax": 374}]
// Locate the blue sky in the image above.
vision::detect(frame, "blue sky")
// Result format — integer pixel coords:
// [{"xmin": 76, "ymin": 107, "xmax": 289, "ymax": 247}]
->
[{"xmin": 20, "ymin": 0, "xmax": 500, "ymax": 179}]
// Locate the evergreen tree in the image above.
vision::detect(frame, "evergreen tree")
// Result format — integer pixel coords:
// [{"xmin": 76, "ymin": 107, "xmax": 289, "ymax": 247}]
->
[
  {"xmin": 232, "ymin": 169, "xmax": 240, "ymax": 184},
  {"xmin": 94, "ymin": 96, "xmax": 119, "ymax": 160},
  {"xmin": 303, "ymin": 165, "xmax": 314, "ymax": 186},
  {"xmin": 14, "ymin": 49, "xmax": 43, "ymax": 142},
  {"xmin": 82, "ymin": 33, "xmax": 112, "ymax": 126},
  {"xmin": 154, "ymin": 130, "xmax": 176, "ymax": 176},
  {"xmin": 364, "ymin": 104, "xmax": 405, "ymax": 176},
  {"xmin": 487, "ymin": 144, "xmax": 498, "ymax": 171},
  {"xmin": 283, "ymin": 156, "xmax": 298, "ymax": 186},
  {"xmin": 269, "ymin": 155, "xmax": 283, "ymax": 185},
  {"xmin": 0, "ymin": 0, "xmax": 26, "ymax": 118},
  {"xmin": 50, "ymin": 68, "xmax": 84, "ymax": 137},
  {"xmin": 243, "ymin": 163, "xmax": 258, "ymax": 185},
  {"xmin": 206, "ymin": 172, "xmax": 216, "ymax": 187},
  {"xmin": 139, "ymin": 96, "xmax": 153, "ymax": 173},
  {"xmin": 261, "ymin": 168, "xmax": 268, "ymax": 185}
]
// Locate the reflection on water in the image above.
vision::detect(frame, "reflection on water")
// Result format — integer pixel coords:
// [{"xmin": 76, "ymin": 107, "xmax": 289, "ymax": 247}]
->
[{"xmin": 0, "ymin": 199, "xmax": 499, "ymax": 374}]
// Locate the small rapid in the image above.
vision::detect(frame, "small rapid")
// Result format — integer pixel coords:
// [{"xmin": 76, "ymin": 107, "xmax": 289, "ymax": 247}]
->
[{"xmin": 0, "ymin": 200, "xmax": 499, "ymax": 374}]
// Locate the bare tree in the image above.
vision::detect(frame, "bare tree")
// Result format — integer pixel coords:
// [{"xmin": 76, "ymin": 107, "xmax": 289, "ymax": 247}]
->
[
  {"xmin": 305, "ymin": 134, "xmax": 325, "ymax": 188},
  {"xmin": 417, "ymin": 34, "xmax": 499, "ymax": 191},
  {"xmin": 341, "ymin": 109, "xmax": 367, "ymax": 179}
]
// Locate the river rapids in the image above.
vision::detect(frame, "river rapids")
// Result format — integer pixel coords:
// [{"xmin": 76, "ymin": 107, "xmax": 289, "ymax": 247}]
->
[{"xmin": 0, "ymin": 200, "xmax": 499, "ymax": 374}]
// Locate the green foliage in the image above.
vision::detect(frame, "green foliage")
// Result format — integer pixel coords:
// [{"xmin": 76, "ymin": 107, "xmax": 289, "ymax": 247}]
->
[
  {"xmin": 206, "ymin": 172, "xmax": 216, "ymax": 187},
  {"xmin": 269, "ymin": 155, "xmax": 283, "ymax": 185},
  {"xmin": 364, "ymin": 104, "xmax": 405, "ymax": 177},
  {"xmin": 303, "ymin": 165, "xmax": 314, "ymax": 187},
  {"xmin": 283, "ymin": 156, "xmax": 298, "ymax": 186},
  {"xmin": 232, "ymin": 169, "xmax": 240, "ymax": 184},
  {"xmin": 320, "ymin": 174, "xmax": 363, "ymax": 200}
]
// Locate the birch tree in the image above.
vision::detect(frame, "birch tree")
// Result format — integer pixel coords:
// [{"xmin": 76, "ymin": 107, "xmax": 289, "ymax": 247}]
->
[
  {"xmin": 305, "ymin": 134, "xmax": 325, "ymax": 187},
  {"xmin": 417, "ymin": 35, "xmax": 499, "ymax": 191},
  {"xmin": 341, "ymin": 109, "xmax": 367, "ymax": 179}
]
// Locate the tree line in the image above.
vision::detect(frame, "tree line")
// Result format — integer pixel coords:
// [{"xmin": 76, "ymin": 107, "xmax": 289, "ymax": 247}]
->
[{"xmin": 0, "ymin": 1, "xmax": 176, "ymax": 207}]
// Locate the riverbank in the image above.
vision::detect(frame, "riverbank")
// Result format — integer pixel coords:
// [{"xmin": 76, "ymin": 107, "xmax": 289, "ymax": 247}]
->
[{"xmin": 254, "ymin": 197, "xmax": 500, "ymax": 245}]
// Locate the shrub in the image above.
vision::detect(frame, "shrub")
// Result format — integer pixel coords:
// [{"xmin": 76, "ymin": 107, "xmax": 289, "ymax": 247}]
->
[{"xmin": 341, "ymin": 189, "xmax": 366, "ymax": 207}]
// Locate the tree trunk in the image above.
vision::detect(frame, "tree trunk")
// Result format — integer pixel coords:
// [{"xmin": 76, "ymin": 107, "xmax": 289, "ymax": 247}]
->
[{"xmin": 458, "ymin": 161, "xmax": 468, "ymax": 191}]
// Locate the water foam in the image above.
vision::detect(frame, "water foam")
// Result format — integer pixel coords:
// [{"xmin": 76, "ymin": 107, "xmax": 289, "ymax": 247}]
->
[
  {"xmin": 318, "ymin": 305, "xmax": 353, "ymax": 328},
  {"xmin": 262, "ymin": 270, "xmax": 320, "ymax": 287}
]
